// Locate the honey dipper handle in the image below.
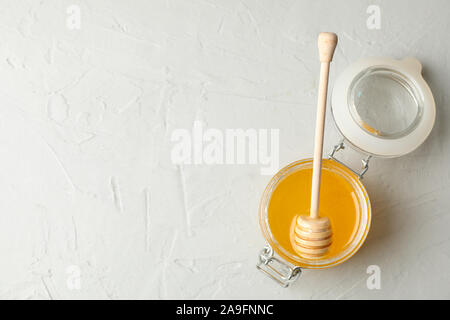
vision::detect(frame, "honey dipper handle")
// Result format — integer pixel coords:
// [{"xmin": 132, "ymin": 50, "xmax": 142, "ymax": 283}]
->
[
  {"xmin": 318, "ymin": 32, "xmax": 338, "ymax": 62},
  {"xmin": 310, "ymin": 33, "xmax": 338, "ymax": 219}
]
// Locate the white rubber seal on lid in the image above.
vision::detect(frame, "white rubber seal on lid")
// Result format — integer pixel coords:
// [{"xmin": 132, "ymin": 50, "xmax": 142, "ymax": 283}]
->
[{"xmin": 331, "ymin": 57, "xmax": 435, "ymax": 157}]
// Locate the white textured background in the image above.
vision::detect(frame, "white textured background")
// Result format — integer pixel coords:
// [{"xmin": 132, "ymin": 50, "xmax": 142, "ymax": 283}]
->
[{"xmin": 0, "ymin": 0, "xmax": 449, "ymax": 299}]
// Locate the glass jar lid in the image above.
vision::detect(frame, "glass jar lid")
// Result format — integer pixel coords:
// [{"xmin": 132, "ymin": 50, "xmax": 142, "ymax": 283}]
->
[{"xmin": 331, "ymin": 57, "xmax": 435, "ymax": 157}]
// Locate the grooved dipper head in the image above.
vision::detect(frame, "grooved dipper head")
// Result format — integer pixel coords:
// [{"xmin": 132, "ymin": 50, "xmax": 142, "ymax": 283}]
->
[{"xmin": 293, "ymin": 215, "xmax": 332, "ymax": 259}]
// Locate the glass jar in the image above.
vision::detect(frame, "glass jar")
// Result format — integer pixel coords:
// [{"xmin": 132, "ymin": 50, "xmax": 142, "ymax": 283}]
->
[
  {"xmin": 257, "ymin": 158, "xmax": 371, "ymax": 287},
  {"xmin": 257, "ymin": 57, "xmax": 435, "ymax": 287}
]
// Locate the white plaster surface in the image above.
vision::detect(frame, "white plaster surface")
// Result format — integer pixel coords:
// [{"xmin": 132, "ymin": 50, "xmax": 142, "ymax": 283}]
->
[{"xmin": 0, "ymin": 0, "xmax": 449, "ymax": 299}]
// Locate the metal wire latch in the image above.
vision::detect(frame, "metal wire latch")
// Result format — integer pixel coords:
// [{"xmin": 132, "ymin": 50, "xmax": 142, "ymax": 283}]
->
[
  {"xmin": 328, "ymin": 140, "xmax": 371, "ymax": 179},
  {"xmin": 256, "ymin": 246, "xmax": 302, "ymax": 288}
]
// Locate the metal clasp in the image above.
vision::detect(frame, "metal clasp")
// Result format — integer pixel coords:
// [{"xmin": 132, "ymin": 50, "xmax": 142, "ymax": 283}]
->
[
  {"xmin": 328, "ymin": 140, "xmax": 371, "ymax": 179},
  {"xmin": 256, "ymin": 246, "xmax": 302, "ymax": 288}
]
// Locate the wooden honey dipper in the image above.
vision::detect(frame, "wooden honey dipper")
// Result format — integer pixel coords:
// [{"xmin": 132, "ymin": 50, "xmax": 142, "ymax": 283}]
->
[{"xmin": 293, "ymin": 32, "xmax": 338, "ymax": 259}]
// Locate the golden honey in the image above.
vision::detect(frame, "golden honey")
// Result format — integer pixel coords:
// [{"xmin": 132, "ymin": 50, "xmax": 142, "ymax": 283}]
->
[{"xmin": 265, "ymin": 159, "xmax": 364, "ymax": 265}]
